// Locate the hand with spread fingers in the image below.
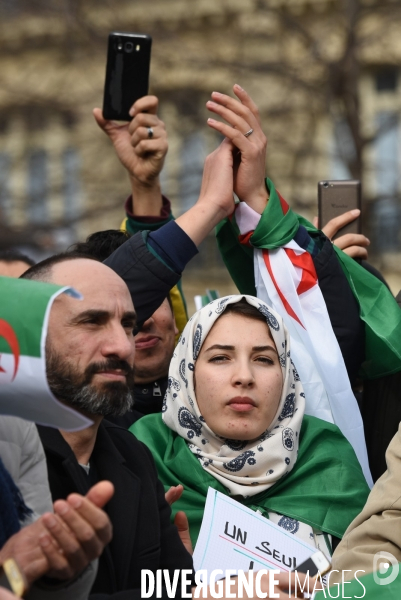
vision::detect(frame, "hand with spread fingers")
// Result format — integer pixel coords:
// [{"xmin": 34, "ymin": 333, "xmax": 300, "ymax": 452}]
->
[
  {"xmin": 0, "ymin": 481, "xmax": 114, "ymax": 589},
  {"xmin": 206, "ymin": 84, "xmax": 268, "ymax": 214},
  {"xmin": 93, "ymin": 95, "xmax": 168, "ymax": 211},
  {"xmin": 313, "ymin": 209, "xmax": 370, "ymax": 260}
]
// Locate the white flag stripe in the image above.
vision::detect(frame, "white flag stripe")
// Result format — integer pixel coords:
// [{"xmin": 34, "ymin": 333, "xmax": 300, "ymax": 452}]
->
[
  {"xmin": 255, "ymin": 247, "xmax": 372, "ymax": 487},
  {"xmin": 0, "ymin": 354, "xmax": 91, "ymax": 431},
  {"xmin": 234, "ymin": 201, "xmax": 372, "ymax": 486},
  {"xmin": 254, "ymin": 254, "xmax": 334, "ymax": 423}
]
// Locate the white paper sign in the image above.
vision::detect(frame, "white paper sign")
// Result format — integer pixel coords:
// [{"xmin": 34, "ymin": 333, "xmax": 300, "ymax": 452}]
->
[{"xmin": 193, "ymin": 488, "xmax": 316, "ymax": 575}]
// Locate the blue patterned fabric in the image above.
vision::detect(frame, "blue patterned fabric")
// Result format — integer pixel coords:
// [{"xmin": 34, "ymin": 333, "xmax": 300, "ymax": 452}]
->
[{"xmin": 0, "ymin": 457, "xmax": 32, "ymax": 547}]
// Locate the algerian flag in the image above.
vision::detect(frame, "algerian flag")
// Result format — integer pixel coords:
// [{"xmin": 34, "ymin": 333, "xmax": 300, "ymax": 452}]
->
[
  {"xmin": 232, "ymin": 199, "xmax": 372, "ymax": 486},
  {"xmin": 0, "ymin": 276, "xmax": 91, "ymax": 431},
  {"xmin": 215, "ymin": 179, "xmax": 401, "ymax": 487},
  {"xmin": 216, "ymin": 178, "xmax": 401, "ymax": 380}
]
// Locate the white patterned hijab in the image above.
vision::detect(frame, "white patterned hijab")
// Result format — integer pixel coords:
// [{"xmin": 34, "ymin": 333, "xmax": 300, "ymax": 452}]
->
[{"xmin": 162, "ymin": 295, "xmax": 305, "ymax": 497}]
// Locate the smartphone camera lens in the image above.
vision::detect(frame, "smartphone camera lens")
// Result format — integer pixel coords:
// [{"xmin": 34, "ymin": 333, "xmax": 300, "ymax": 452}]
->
[
  {"xmin": 125, "ymin": 42, "xmax": 134, "ymax": 53},
  {"xmin": 323, "ymin": 182, "xmax": 329, "ymax": 188}
]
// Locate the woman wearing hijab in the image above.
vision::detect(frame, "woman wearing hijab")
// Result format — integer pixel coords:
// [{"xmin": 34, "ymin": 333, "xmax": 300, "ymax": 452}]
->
[{"xmin": 131, "ymin": 295, "xmax": 369, "ymax": 555}]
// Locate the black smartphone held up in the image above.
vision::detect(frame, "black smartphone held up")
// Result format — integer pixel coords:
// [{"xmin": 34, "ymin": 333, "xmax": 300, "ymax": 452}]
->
[
  {"xmin": 318, "ymin": 180, "xmax": 361, "ymax": 240},
  {"xmin": 102, "ymin": 32, "xmax": 152, "ymax": 121}
]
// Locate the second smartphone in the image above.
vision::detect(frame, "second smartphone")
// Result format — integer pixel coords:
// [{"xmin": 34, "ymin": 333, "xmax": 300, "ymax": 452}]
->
[
  {"xmin": 102, "ymin": 32, "xmax": 152, "ymax": 121},
  {"xmin": 318, "ymin": 180, "xmax": 361, "ymax": 240}
]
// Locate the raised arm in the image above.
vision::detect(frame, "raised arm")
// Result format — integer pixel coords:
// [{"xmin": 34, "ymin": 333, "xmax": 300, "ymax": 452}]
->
[
  {"xmin": 207, "ymin": 84, "xmax": 268, "ymax": 214},
  {"xmin": 93, "ymin": 95, "xmax": 167, "ymax": 219},
  {"xmin": 104, "ymin": 138, "xmax": 235, "ymax": 328}
]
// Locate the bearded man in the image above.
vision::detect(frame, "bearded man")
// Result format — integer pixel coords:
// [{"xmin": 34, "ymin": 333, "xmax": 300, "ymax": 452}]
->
[{"xmin": 22, "ymin": 255, "xmax": 193, "ymax": 599}]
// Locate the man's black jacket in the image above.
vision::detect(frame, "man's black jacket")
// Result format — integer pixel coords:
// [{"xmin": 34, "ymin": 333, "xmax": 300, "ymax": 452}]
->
[
  {"xmin": 37, "ymin": 421, "xmax": 193, "ymax": 598},
  {"xmin": 104, "ymin": 232, "xmax": 181, "ymax": 331}
]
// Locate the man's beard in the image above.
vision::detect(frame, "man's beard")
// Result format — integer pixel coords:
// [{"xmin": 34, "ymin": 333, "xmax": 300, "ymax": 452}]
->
[{"xmin": 46, "ymin": 344, "xmax": 135, "ymax": 417}]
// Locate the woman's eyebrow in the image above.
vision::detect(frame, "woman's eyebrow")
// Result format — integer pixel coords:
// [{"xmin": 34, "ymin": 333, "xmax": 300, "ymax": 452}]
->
[
  {"xmin": 253, "ymin": 345, "xmax": 278, "ymax": 354},
  {"xmin": 204, "ymin": 344, "xmax": 235, "ymax": 352},
  {"xmin": 204, "ymin": 343, "xmax": 278, "ymax": 354}
]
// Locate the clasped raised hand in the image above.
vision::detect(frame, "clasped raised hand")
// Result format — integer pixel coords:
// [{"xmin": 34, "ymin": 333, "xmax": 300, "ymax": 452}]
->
[{"xmin": 207, "ymin": 84, "xmax": 268, "ymax": 214}]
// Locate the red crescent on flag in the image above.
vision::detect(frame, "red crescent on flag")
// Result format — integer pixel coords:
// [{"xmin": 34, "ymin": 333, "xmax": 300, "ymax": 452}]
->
[
  {"xmin": 284, "ymin": 249, "xmax": 318, "ymax": 295},
  {"xmin": 0, "ymin": 319, "xmax": 20, "ymax": 381},
  {"xmin": 263, "ymin": 250, "xmax": 306, "ymax": 329}
]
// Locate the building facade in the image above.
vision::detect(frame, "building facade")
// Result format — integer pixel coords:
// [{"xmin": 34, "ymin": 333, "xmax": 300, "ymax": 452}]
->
[{"xmin": 0, "ymin": 0, "xmax": 400, "ymax": 298}]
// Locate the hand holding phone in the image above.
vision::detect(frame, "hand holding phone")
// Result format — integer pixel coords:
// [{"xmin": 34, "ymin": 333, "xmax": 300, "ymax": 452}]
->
[
  {"xmin": 93, "ymin": 93, "xmax": 168, "ymax": 208},
  {"xmin": 318, "ymin": 180, "xmax": 361, "ymax": 240}
]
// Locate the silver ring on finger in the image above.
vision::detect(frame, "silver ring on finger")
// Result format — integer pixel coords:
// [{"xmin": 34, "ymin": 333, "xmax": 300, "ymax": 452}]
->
[
  {"xmin": 244, "ymin": 128, "xmax": 254, "ymax": 138},
  {"xmin": 147, "ymin": 126, "xmax": 154, "ymax": 139}
]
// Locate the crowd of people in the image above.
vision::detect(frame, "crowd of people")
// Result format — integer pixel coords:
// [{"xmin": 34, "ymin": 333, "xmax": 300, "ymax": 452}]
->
[{"xmin": 0, "ymin": 84, "xmax": 401, "ymax": 599}]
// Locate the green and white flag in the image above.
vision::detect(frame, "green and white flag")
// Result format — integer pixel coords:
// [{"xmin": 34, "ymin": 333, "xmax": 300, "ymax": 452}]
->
[
  {"xmin": 0, "ymin": 276, "xmax": 91, "ymax": 431},
  {"xmin": 216, "ymin": 178, "xmax": 401, "ymax": 380}
]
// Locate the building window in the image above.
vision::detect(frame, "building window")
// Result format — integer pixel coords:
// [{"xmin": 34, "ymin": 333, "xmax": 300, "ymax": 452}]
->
[
  {"xmin": 375, "ymin": 112, "xmax": 399, "ymax": 196},
  {"xmin": 27, "ymin": 149, "xmax": 48, "ymax": 224},
  {"xmin": 0, "ymin": 152, "xmax": 11, "ymax": 224},
  {"xmin": 63, "ymin": 148, "xmax": 80, "ymax": 222},
  {"xmin": 331, "ymin": 119, "xmax": 355, "ymax": 179},
  {"xmin": 375, "ymin": 68, "xmax": 398, "ymax": 93},
  {"xmin": 372, "ymin": 111, "xmax": 400, "ymax": 251},
  {"xmin": 179, "ymin": 132, "xmax": 206, "ymax": 214}
]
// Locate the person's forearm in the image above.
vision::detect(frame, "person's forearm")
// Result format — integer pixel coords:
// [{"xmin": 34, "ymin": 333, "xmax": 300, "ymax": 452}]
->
[
  {"xmin": 175, "ymin": 202, "xmax": 228, "ymax": 247},
  {"xmin": 241, "ymin": 187, "xmax": 269, "ymax": 215},
  {"xmin": 129, "ymin": 175, "xmax": 163, "ymax": 217}
]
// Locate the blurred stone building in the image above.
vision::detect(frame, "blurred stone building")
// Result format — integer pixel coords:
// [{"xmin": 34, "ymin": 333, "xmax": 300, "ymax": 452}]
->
[{"xmin": 0, "ymin": 0, "xmax": 400, "ymax": 304}]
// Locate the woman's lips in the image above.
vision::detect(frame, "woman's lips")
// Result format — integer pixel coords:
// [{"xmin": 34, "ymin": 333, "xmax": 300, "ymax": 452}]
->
[
  {"xmin": 227, "ymin": 397, "xmax": 256, "ymax": 412},
  {"xmin": 135, "ymin": 336, "xmax": 160, "ymax": 350}
]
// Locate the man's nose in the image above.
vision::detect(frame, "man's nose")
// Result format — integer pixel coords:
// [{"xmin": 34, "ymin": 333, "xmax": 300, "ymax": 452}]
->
[{"xmin": 101, "ymin": 325, "xmax": 135, "ymax": 361}]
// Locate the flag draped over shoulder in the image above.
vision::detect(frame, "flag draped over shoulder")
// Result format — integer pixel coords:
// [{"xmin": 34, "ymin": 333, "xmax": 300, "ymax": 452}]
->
[
  {"xmin": 215, "ymin": 179, "xmax": 401, "ymax": 486},
  {"xmin": 131, "ymin": 413, "xmax": 370, "ymax": 548},
  {"xmin": 216, "ymin": 179, "xmax": 401, "ymax": 380},
  {"xmin": 0, "ymin": 276, "xmax": 91, "ymax": 431}
]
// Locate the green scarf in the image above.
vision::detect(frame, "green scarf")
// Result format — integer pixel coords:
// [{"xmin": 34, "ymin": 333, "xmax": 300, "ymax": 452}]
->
[
  {"xmin": 130, "ymin": 414, "xmax": 369, "ymax": 548},
  {"xmin": 216, "ymin": 179, "xmax": 401, "ymax": 380}
]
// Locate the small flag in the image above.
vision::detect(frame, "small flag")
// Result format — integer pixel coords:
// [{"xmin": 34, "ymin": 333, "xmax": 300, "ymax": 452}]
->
[
  {"xmin": 0, "ymin": 276, "xmax": 91, "ymax": 431},
  {"xmin": 194, "ymin": 289, "xmax": 219, "ymax": 311}
]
